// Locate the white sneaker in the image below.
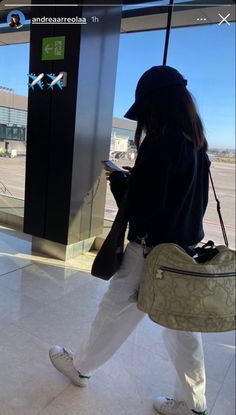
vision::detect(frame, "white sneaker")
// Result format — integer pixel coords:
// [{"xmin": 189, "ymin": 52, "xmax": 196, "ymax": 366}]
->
[
  {"xmin": 153, "ymin": 397, "xmax": 208, "ymax": 415},
  {"xmin": 49, "ymin": 345, "xmax": 90, "ymax": 387}
]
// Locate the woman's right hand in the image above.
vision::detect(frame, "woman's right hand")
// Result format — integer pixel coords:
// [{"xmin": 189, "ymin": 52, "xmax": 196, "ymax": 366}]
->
[{"xmin": 122, "ymin": 166, "xmax": 133, "ymax": 173}]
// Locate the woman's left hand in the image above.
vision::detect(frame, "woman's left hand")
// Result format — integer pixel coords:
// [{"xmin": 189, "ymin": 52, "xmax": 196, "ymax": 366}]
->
[{"xmin": 103, "ymin": 165, "xmax": 117, "ymax": 180}]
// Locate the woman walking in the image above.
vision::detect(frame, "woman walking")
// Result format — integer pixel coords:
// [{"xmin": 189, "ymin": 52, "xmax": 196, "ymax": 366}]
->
[{"xmin": 49, "ymin": 66, "xmax": 209, "ymax": 415}]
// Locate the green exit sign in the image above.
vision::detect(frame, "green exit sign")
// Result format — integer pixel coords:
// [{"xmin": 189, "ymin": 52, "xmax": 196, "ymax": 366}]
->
[{"xmin": 42, "ymin": 36, "xmax": 65, "ymax": 61}]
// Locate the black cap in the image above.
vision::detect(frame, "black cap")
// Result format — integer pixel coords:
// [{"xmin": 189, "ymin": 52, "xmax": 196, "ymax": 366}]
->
[{"xmin": 124, "ymin": 65, "xmax": 187, "ymax": 121}]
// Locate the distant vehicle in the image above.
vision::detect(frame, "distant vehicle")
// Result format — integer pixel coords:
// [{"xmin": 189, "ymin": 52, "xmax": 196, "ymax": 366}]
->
[
  {"xmin": 114, "ymin": 151, "xmax": 126, "ymax": 159},
  {"xmin": 11, "ymin": 149, "xmax": 17, "ymax": 158}
]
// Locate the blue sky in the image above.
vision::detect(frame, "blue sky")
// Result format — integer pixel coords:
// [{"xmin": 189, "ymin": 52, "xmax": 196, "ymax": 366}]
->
[
  {"xmin": 115, "ymin": 23, "xmax": 235, "ymax": 149},
  {"xmin": 0, "ymin": 21, "xmax": 235, "ymax": 149}
]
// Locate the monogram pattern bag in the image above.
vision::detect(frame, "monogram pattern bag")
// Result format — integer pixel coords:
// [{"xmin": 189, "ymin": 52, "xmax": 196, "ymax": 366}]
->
[
  {"xmin": 137, "ymin": 169, "xmax": 236, "ymax": 332},
  {"xmin": 137, "ymin": 242, "xmax": 235, "ymax": 332}
]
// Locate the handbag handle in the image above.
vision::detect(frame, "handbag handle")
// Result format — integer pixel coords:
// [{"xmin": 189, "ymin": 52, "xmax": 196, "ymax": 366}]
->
[{"xmin": 208, "ymin": 167, "xmax": 229, "ymax": 247}]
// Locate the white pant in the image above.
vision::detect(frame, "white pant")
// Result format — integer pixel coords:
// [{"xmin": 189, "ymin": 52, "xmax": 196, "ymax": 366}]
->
[{"xmin": 75, "ymin": 242, "xmax": 207, "ymax": 412}]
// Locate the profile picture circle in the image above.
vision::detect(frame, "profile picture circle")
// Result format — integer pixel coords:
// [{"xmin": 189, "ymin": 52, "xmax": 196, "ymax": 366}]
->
[{"xmin": 7, "ymin": 9, "xmax": 25, "ymax": 29}]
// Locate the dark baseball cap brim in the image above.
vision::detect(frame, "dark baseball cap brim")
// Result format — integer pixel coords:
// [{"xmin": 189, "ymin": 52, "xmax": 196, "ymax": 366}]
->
[
  {"xmin": 124, "ymin": 66, "xmax": 187, "ymax": 121},
  {"xmin": 124, "ymin": 102, "xmax": 138, "ymax": 121}
]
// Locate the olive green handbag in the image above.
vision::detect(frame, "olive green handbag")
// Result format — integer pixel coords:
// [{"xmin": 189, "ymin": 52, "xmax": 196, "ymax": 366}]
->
[
  {"xmin": 137, "ymin": 171, "xmax": 236, "ymax": 332},
  {"xmin": 137, "ymin": 241, "xmax": 235, "ymax": 332}
]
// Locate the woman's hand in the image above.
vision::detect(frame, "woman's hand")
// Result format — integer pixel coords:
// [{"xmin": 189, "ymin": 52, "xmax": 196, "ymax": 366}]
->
[
  {"xmin": 122, "ymin": 166, "xmax": 133, "ymax": 173},
  {"xmin": 103, "ymin": 165, "xmax": 117, "ymax": 180},
  {"xmin": 102, "ymin": 164, "xmax": 133, "ymax": 181}
]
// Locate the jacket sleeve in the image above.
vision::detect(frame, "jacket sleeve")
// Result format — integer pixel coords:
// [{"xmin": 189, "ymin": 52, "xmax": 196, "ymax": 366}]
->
[
  {"xmin": 126, "ymin": 134, "xmax": 181, "ymax": 236},
  {"xmin": 109, "ymin": 171, "xmax": 129, "ymax": 208}
]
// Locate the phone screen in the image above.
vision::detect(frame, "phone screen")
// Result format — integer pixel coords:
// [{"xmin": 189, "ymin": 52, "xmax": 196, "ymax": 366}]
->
[{"xmin": 102, "ymin": 160, "xmax": 124, "ymax": 171}]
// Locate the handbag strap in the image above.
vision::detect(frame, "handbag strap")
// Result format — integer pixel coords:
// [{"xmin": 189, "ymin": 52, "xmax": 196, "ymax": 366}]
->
[
  {"xmin": 111, "ymin": 190, "xmax": 129, "ymax": 234},
  {"xmin": 208, "ymin": 166, "xmax": 229, "ymax": 247}
]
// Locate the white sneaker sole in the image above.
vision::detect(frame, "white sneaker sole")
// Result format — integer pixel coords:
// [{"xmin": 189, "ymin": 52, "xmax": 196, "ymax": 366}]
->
[{"xmin": 153, "ymin": 397, "xmax": 195, "ymax": 415}]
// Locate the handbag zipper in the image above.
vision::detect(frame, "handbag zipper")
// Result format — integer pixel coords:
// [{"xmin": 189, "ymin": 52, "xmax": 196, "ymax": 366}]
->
[{"xmin": 156, "ymin": 266, "xmax": 236, "ymax": 279}]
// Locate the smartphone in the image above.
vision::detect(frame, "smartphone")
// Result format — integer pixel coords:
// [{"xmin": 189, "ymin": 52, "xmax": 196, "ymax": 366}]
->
[{"xmin": 101, "ymin": 160, "xmax": 124, "ymax": 172}]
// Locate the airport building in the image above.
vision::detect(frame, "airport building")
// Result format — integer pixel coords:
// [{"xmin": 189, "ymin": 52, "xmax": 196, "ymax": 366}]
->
[
  {"xmin": 0, "ymin": 88, "xmax": 136, "ymax": 156},
  {"xmin": 0, "ymin": 86, "xmax": 27, "ymax": 152}
]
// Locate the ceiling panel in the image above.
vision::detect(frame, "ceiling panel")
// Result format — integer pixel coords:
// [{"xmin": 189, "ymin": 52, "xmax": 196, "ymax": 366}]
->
[{"xmin": 0, "ymin": 0, "xmax": 235, "ymax": 45}]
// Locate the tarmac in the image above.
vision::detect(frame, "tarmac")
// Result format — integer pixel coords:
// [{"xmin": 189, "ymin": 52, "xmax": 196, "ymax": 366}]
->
[{"xmin": 0, "ymin": 156, "xmax": 235, "ymax": 248}]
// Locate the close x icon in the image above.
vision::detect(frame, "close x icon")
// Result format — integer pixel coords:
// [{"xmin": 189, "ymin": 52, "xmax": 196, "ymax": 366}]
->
[{"xmin": 218, "ymin": 13, "xmax": 231, "ymax": 25}]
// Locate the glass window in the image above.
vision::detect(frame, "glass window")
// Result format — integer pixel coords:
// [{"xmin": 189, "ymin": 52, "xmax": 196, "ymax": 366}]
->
[
  {"xmin": 106, "ymin": 28, "xmax": 166, "ymax": 221},
  {"xmin": 0, "ymin": 43, "xmax": 29, "ymax": 212},
  {"xmin": 108, "ymin": 4, "xmax": 235, "ymax": 249},
  {"xmin": 166, "ymin": 7, "xmax": 235, "ymax": 247}
]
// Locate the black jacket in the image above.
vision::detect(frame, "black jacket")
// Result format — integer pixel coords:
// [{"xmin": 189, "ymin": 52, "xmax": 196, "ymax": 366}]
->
[{"xmin": 109, "ymin": 131, "xmax": 209, "ymax": 248}]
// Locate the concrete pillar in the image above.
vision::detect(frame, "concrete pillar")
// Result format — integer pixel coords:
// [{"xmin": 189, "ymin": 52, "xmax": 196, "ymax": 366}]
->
[{"xmin": 24, "ymin": 1, "xmax": 122, "ymax": 260}]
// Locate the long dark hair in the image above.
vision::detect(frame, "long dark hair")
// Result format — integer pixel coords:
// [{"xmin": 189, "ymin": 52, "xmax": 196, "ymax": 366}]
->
[{"xmin": 134, "ymin": 85, "xmax": 208, "ymax": 151}]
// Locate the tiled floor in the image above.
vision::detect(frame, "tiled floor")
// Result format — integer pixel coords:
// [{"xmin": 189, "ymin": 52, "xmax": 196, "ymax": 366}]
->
[{"xmin": 0, "ymin": 226, "xmax": 235, "ymax": 415}]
